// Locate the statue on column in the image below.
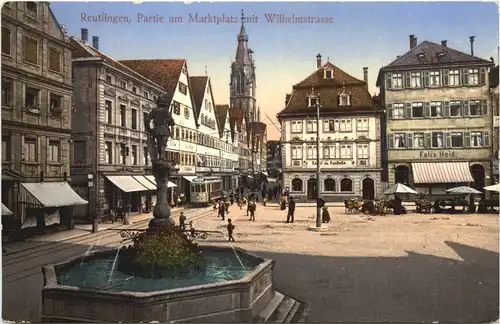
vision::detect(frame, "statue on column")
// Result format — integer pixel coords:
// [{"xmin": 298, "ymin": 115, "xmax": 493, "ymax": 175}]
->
[{"xmin": 144, "ymin": 94, "xmax": 176, "ymax": 227}]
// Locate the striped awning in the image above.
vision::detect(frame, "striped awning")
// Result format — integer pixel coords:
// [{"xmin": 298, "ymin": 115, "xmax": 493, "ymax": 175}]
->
[{"xmin": 412, "ymin": 162, "xmax": 474, "ymax": 184}]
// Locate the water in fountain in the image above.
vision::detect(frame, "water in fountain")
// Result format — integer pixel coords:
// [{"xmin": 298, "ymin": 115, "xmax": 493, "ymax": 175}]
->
[
  {"xmin": 108, "ymin": 245, "xmax": 123, "ymax": 284},
  {"xmin": 221, "ymin": 233, "xmax": 246, "ymax": 270},
  {"xmin": 80, "ymin": 233, "xmax": 104, "ymax": 266}
]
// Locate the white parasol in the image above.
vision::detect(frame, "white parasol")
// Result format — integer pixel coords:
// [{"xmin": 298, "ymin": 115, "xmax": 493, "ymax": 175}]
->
[
  {"xmin": 484, "ymin": 183, "xmax": 500, "ymax": 193},
  {"xmin": 445, "ymin": 186, "xmax": 482, "ymax": 194},
  {"xmin": 383, "ymin": 183, "xmax": 418, "ymax": 195}
]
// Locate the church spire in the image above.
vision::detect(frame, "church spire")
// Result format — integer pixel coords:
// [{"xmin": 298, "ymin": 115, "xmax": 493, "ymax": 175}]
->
[
  {"xmin": 238, "ymin": 9, "xmax": 248, "ymax": 42},
  {"xmin": 235, "ymin": 9, "xmax": 251, "ymax": 64}
]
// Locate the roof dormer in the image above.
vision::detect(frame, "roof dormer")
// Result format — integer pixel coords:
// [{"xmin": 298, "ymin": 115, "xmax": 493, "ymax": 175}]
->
[
  {"xmin": 308, "ymin": 86, "xmax": 320, "ymax": 108},
  {"xmin": 338, "ymin": 83, "xmax": 351, "ymax": 107},
  {"xmin": 324, "ymin": 68, "xmax": 333, "ymax": 80}
]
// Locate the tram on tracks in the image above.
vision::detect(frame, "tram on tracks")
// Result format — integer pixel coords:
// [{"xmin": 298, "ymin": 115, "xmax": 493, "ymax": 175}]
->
[{"xmin": 189, "ymin": 176, "xmax": 224, "ymax": 205}]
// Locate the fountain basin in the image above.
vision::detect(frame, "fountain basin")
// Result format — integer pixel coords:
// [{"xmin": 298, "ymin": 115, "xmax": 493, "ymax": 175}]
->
[{"xmin": 41, "ymin": 246, "xmax": 275, "ymax": 323}]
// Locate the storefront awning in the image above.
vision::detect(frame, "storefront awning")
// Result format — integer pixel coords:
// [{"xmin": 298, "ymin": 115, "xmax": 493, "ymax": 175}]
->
[
  {"xmin": 412, "ymin": 162, "xmax": 474, "ymax": 184},
  {"xmin": 183, "ymin": 176, "xmax": 197, "ymax": 182},
  {"xmin": 2, "ymin": 203, "xmax": 13, "ymax": 216},
  {"xmin": 132, "ymin": 175, "xmax": 157, "ymax": 190},
  {"xmin": 145, "ymin": 175, "xmax": 177, "ymax": 188},
  {"xmin": 105, "ymin": 175, "xmax": 148, "ymax": 192},
  {"xmin": 261, "ymin": 171, "xmax": 269, "ymax": 177},
  {"xmin": 21, "ymin": 182, "xmax": 88, "ymax": 207}
]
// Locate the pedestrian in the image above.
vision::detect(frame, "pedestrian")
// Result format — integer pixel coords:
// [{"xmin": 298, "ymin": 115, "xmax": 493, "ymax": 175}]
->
[
  {"xmin": 230, "ymin": 193, "xmax": 234, "ymax": 205},
  {"xmin": 179, "ymin": 211, "xmax": 186, "ymax": 230},
  {"xmin": 179, "ymin": 192, "xmax": 185, "ymax": 206},
  {"xmin": 218, "ymin": 200, "xmax": 226, "ymax": 220},
  {"xmin": 287, "ymin": 197, "xmax": 296, "ymax": 223},
  {"xmin": 249, "ymin": 200, "xmax": 256, "ymax": 221},
  {"xmin": 144, "ymin": 198, "xmax": 150, "ymax": 213},
  {"xmin": 238, "ymin": 198, "xmax": 243, "ymax": 210},
  {"xmin": 227, "ymin": 218, "xmax": 235, "ymax": 242}
]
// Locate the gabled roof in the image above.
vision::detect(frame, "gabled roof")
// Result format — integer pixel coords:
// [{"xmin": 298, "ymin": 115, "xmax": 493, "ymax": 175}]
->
[
  {"xmin": 189, "ymin": 76, "xmax": 208, "ymax": 118},
  {"xmin": 382, "ymin": 41, "xmax": 491, "ymax": 69},
  {"xmin": 278, "ymin": 62, "xmax": 381, "ymax": 118},
  {"xmin": 71, "ymin": 38, "xmax": 164, "ymax": 90},
  {"xmin": 294, "ymin": 61, "xmax": 365, "ymax": 89},
  {"xmin": 119, "ymin": 59, "xmax": 186, "ymax": 106},
  {"xmin": 214, "ymin": 104, "xmax": 229, "ymax": 138}
]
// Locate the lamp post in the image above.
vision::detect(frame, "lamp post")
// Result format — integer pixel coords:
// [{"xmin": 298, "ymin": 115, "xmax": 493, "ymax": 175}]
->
[{"xmin": 308, "ymin": 87, "xmax": 322, "ymax": 228}]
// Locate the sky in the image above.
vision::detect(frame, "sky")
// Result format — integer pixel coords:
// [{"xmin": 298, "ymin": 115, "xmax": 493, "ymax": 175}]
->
[{"xmin": 51, "ymin": 1, "xmax": 499, "ymax": 140}]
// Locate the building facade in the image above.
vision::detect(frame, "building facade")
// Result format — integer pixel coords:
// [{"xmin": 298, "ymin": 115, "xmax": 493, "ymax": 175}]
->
[
  {"xmin": 71, "ymin": 30, "xmax": 165, "ymax": 220},
  {"xmin": 377, "ymin": 35, "xmax": 495, "ymax": 197},
  {"xmin": 278, "ymin": 55, "xmax": 383, "ymax": 202},
  {"xmin": 490, "ymin": 65, "xmax": 499, "ymax": 183},
  {"xmin": 1, "ymin": 2, "xmax": 86, "ymax": 231},
  {"xmin": 266, "ymin": 140, "xmax": 282, "ymax": 178}
]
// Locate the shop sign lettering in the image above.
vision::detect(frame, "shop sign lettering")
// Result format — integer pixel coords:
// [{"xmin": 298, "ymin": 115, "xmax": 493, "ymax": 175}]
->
[{"xmin": 419, "ymin": 151, "xmax": 457, "ymax": 158}]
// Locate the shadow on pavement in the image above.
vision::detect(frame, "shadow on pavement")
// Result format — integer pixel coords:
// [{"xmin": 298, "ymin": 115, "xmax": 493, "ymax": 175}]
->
[{"xmin": 249, "ymin": 241, "xmax": 499, "ymax": 323}]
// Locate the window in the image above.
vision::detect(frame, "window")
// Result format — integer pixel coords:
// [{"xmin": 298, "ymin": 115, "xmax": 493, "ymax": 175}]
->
[
  {"xmin": 324, "ymin": 178, "xmax": 335, "ymax": 192},
  {"xmin": 131, "ymin": 109, "xmax": 137, "ymax": 130},
  {"xmin": 179, "ymin": 82, "xmax": 187, "ymax": 95},
  {"xmin": 172, "ymin": 101, "xmax": 181, "ymax": 115},
  {"xmin": 106, "ymin": 75, "xmax": 112, "ymax": 83},
  {"xmin": 394, "ymin": 133, "xmax": 406, "ymax": 148},
  {"xmin": 449, "ymin": 69, "xmax": 460, "ymax": 86},
  {"xmin": 23, "ymin": 36, "xmax": 38, "ymax": 65},
  {"xmin": 450, "ymin": 101, "xmax": 462, "ymax": 116},
  {"xmin": 23, "ymin": 137, "xmax": 37, "ymax": 161},
  {"xmin": 143, "ymin": 147, "xmax": 149, "ymax": 165},
  {"xmin": 105, "ymin": 142, "xmax": 112, "ymax": 163},
  {"xmin": 340, "ymin": 178, "xmax": 353, "ymax": 192},
  {"xmin": 340, "ymin": 145, "xmax": 352, "ymax": 158},
  {"xmin": 184, "ymin": 107, "xmax": 190, "ymax": 119},
  {"xmin": 339, "ymin": 94, "xmax": 350, "ymax": 106},
  {"xmin": 323, "ymin": 145, "xmax": 335, "ymax": 158},
  {"xmin": 120, "ymin": 81, "xmax": 127, "ymax": 88},
  {"xmin": 291, "ymin": 121, "xmax": 302, "ymax": 133},
  {"xmin": 2, "ymin": 136, "xmax": 10, "ymax": 162},
  {"xmin": 48, "ymin": 93, "xmax": 62, "ymax": 115},
  {"xmin": 412, "ymin": 102, "xmax": 424, "ymax": 118},
  {"xmin": 430, "ymin": 101, "xmax": 442, "ymax": 117},
  {"xmin": 471, "ymin": 131, "xmax": 483, "ymax": 147},
  {"xmin": 410, "ymin": 72, "xmax": 421, "ymax": 88},
  {"xmin": 26, "ymin": 2, "xmax": 37, "ymax": 18},
  {"xmin": 48, "ymin": 47, "xmax": 61, "ymax": 72},
  {"xmin": 153, "ymin": 95, "xmax": 158, "ymax": 102},
  {"xmin": 131, "ymin": 145, "xmax": 137, "ymax": 165},
  {"xmin": 431, "ymin": 132, "xmax": 444, "ymax": 148},
  {"xmin": 357, "ymin": 119, "xmax": 368, "ymax": 131},
  {"xmin": 392, "ymin": 103, "xmax": 404, "ymax": 119},
  {"xmin": 143, "ymin": 91, "xmax": 149, "ymax": 99},
  {"xmin": 291, "ymin": 146, "xmax": 302, "ymax": 159},
  {"xmin": 357, "ymin": 144, "xmax": 369, "ymax": 159},
  {"xmin": 2, "ymin": 26, "xmax": 11, "ymax": 55},
  {"xmin": 306, "ymin": 146, "xmax": 317, "ymax": 159},
  {"xmin": 25, "ymin": 87, "xmax": 39, "ymax": 108},
  {"xmin": 291, "ymin": 178, "xmax": 303, "ymax": 192},
  {"xmin": 412, "ymin": 133, "xmax": 424, "ymax": 148},
  {"xmin": 47, "ymin": 140, "xmax": 60, "ymax": 162},
  {"xmin": 339, "ymin": 119, "xmax": 352, "ymax": 132},
  {"xmin": 429, "ymin": 71, "xmax": 440, "ymax": 87},
  {"xmin": 451, "ymin": 132, "xmax": 464, "ymax": 147},
  {"xmin": 120, "ymin": 104, "xmax": 126, "ymax": 127},
  {"xmin": 323, "ymin": 120, "xmax": 335, "ymax": 132},
  {"xmin": 468, "ymin": 69, "xmax": 479, "ymax": 85},
  {"xmin": 120, "ymin": 144, "xmax": 126, "ymax": 164},
  {"xmin": 392, "ymin": 73, "xmax": 403, "ymax": 89},
  {"xmin": 72, "ymin": 140, "xmax": 86, "ymax": 164},
  {"xmin": 469, "ymin": 100, "xmax": 481, "ymax": 116},
  {"xmin": 324, "ymin": 70, "xmax": 333, "ymax": 79},
  {"xmin": 308, "ymin": 97, "xmax": 318, "ymax": 107},
  {"xmin": 132, "ymin": 86, "xmax": 137, "ymax": 93},
  {"xmin": 306, "ymin": 120, "xmax": 317, "ymax": 133},
  {"xmin": 2, "ymin": 79, "xmax": 13, "ymax": 107},
  {"xmin": 105, "ymin": 100, "xmax": 112, "ymax": 124}
]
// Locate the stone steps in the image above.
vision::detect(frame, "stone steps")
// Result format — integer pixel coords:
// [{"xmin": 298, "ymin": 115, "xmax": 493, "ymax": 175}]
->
[{"xmin": 255, "ymin": 291, "xmax": 310, "ymax": 323}]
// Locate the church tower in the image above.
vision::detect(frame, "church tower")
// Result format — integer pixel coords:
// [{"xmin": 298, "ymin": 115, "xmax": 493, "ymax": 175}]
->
[{"xmin": 230, "ymin": 10, "xmax": 258, "ymax": 123}]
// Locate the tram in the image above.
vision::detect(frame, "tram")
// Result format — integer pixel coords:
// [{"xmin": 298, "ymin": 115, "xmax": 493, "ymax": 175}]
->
[{"xmin": 189, "ymin": 176, "xmax": 224, "ymax": 205}]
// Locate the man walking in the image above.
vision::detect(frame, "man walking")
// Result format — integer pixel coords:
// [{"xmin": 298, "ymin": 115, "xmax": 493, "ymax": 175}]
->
[
  {"xmin": 227, "ymin": 218, "xmax": 235, "ymax": 242},
  {"xmin": 249, "ymin": 199, "xmax": 257, "ymax": 221},
  {"xmin": 287, "ymin": 197, "xmax": 296, "ymax": 223}
]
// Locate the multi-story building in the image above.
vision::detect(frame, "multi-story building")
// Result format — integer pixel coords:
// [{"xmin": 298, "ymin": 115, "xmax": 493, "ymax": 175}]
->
[
  {"xmin": 214, "ymin": 104, "xmax": 240, "ymax": 190},
  {"xmin": 1, "ymin": 2, "xmax": 85, "ymax": 232},
  {"xmin": 278, "ymin": 55, "xmax": 383, "ymax": 202},
  {"xmin": 229, "ymin": 13, "xmax": 266, "ymax": 187},
  {"xmin": 266, "ymin": 140, "xmax": 282, "ymax": 178},
  {"xmin": 71, "ymin": 29, "xmax": 166, "ymax": 221},
  {"xmin": 490, "ymin": 65, "xmax": 499, "ymax": 183},
  {"xmin": 377, "ymin": 35, "xmax": 495, "ymax": 197},
  {"xmin": 120, "ymin": 59, "xmax": 201, "ymax": 199}
]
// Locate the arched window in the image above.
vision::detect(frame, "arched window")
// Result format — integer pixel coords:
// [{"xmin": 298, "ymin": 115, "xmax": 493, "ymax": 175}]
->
[
  {"xmin": 324, "ymin": 178, "xmax": 336, "ymax": 192},
  {"xmin": 340, "ymin": 178, "xmax": 352, "ymax": 192},
  {"xmin": 291, "ymin": 178, "xmax": 303, "ymax": 192}
]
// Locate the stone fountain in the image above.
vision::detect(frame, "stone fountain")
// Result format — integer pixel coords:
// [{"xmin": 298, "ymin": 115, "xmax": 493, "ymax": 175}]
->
[{"xmin": 40, "ymin": 95, "xmax": 306, "ymax": 322}]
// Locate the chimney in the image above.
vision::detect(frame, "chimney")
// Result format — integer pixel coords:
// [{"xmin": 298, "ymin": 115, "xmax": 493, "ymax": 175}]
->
[
  {"xmin": 81, "ymin": 28, "xmax": 88, "ymax": 43},
  {"xmin": 409, "ymin": 35, "xmax": 417, "ymax": 49},
  {"xmin": 92, "ymin": 36, "xmax": 99, "ymax": 50},
  {"xmin": 363, "ymin": 67, "xmax": 368, "ymax": 82},
  {"xmin": 469, "ymin": 36, "xmax": 475, "ymax": 56},
  {"xmin": 316, "ymin": 53, "xmax": 322, "ymax": 69},
  {"xmin": 441, "ymin": 40, "xmax": 447, "ymax": 47}
]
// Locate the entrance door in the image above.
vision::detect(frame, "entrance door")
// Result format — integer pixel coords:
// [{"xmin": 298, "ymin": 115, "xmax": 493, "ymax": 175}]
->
[
  {"xmin": 362, "ymin": 178, "xmax": 375, "ymax": 200},
  {"xmin": 307, "ymin": 178, "xmax": 318, "ymax": 199}
]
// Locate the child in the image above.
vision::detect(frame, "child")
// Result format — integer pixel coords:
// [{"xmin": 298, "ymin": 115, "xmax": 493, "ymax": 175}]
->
[
  {"xmin": 227, "ymin": 218, "xmax": 235, "ymax": 242},
  {"xmin": 249, "ymin": 200, "xmax": 257, "ymax": 221},
  {"xmin": 178, "ymin": 211, "xmax": 186, "ymax": 230}
]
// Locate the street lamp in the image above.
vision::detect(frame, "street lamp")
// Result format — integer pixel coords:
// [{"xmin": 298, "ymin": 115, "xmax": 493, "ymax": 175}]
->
[{"xmin": 308, "ymin": 87, "xmax": 322, "ymax": 228}]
